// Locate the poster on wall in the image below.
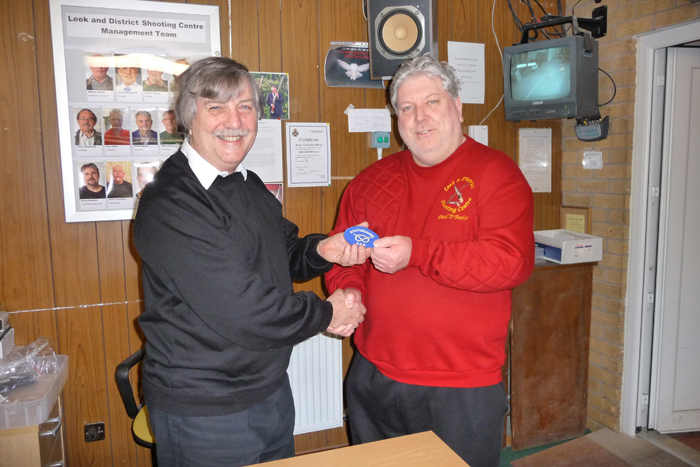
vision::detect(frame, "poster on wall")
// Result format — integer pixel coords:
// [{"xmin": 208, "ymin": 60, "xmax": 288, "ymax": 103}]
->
[{"xmin": 49, "ymin": 0, "xmax": 221, "ymax": 223}]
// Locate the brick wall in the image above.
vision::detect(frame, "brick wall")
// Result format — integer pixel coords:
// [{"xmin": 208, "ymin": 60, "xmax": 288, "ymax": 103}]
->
[{"xmin": 561, "ymin": 0, "xmax": 700, "ymax": 431}]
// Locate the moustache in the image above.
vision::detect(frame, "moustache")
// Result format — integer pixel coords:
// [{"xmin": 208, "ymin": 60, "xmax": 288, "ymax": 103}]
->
[{"xmin": 213, "ymin": 129, "xmax": 249, "ymax": 138}]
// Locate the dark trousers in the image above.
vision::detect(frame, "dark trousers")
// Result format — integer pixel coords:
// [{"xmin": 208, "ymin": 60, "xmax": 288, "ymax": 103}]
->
[
  {"xmin": 148, "ymin": 377, "xmax": 296, "ymax": 467},
  {"xmin": 346, "ymin": 352, "xmax": 507, "ymax": 467}
]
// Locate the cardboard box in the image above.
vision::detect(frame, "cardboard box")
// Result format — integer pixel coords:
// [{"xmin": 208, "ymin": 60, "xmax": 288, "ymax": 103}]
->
[{"xmin": 534, "ymin": 229, "xmax": 602, "ymax": 264}]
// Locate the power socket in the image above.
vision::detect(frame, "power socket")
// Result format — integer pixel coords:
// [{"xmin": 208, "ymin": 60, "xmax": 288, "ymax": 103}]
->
[
  {"xmin": 468, "ymin": 125, "xmax": 488, "ymax": 146},
  {"xmin": 84, "ymin": 422, "xmax": 105, "ymax": 442}
]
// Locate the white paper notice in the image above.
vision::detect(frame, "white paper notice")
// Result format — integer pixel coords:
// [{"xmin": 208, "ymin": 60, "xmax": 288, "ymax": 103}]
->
[
  {"xmin": 286, "ymin": 123, "xmax": 331, "ymax": 188},
  {"xmin": 347, "ymin": 108, "xmax": 392, "ymax": 133},
  {"xmin": 245, "ymin": 119, "xmax": 283, "ymax": 182},
  {"xmin": 447, "ymin": 41, "xmax": 485, "ymax": 104},
  {"xmin": 518, "ymin": 128, "xmax": 552, "ymax": 193}
]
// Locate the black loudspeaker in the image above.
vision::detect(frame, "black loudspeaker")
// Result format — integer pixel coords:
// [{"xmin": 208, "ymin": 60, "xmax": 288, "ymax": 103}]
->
[{"xmin": 367, "ymin": 0, "xmax": 438, "ymax": 80}]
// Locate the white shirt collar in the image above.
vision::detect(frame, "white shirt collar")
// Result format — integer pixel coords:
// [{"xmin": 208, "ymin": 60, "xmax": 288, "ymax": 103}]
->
[{"xmin": 182, "ymin": 137, "xmax": 247, "ymax": 190}]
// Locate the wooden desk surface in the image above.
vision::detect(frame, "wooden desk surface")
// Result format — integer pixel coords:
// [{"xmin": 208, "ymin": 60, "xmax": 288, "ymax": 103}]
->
[{"xmin": 259, "ymin": 431, "xmax": 469, "ymax": 467}]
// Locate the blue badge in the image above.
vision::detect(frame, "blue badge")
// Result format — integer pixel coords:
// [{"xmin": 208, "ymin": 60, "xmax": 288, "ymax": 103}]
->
[{"xmin": 343, "ymin": 226, "xmax": 379, "ymax": 248}]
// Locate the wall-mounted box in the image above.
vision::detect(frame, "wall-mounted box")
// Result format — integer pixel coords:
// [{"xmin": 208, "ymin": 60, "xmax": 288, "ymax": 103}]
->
[{"xmin": 534, "ymin": 229, "xmax": 602, "ymax": 264}]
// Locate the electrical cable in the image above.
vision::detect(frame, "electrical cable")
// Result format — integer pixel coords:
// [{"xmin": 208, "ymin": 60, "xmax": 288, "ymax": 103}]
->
[
  {"xmin": 598, "ymin": 67, "xmax": 617, "ymax": 106},
  {"xmin": 479, "ymin": 0, "xmax": 505, "ymax": 125},
  {"xmin": 506, "ymin": 0, "xmax": 525, "ymax": 34},
  {"xmin": 571, "ymin": 0, "xmax": 582, "ymax": 16}
]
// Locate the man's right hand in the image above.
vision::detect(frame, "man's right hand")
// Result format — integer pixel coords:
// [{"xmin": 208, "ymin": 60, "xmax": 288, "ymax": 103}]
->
[{"xmin": 326, "ymin": 289, "xmax": 366, "ymax": 337}]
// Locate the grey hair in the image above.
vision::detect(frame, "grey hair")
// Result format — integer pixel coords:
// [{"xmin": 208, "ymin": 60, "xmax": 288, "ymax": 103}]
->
[
  {"xmin": 174, "ymin": 57, "xmax": 263, "ymax": 133},
  {"xmin": 76, "ymin": 108, "xmax": 97, "ymax": 122},
  {"xmin": 389, "ymin": 55, "xmax": 461, "ymax": 110},
  {"xmin": 109, "ymin": 108, "xmax": 123, "ymax": 117}
]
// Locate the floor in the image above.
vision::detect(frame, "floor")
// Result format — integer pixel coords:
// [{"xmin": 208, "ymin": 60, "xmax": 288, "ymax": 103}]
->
[
  {"xmin": 669, "ymin": 432, "xmax": 700, "ymax": 452},
  {"xmin": 506, "ymin": 428, "xmax": 700, "ymax": 467}
]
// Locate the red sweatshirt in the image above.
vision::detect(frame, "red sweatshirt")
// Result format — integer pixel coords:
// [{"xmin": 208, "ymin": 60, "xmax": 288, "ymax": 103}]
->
[{"xmin": 325, "ymin": 137, "xmax": 534, "ymax": 388}]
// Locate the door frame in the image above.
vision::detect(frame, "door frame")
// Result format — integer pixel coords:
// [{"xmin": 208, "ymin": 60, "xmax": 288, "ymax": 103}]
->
[{"xmin": 622, "ymin": 18, "xmax": 700, "ymax": 437}]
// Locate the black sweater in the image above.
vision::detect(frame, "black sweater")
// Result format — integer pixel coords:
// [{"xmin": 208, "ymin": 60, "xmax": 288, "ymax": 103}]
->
[{"xmin": 134, "ymin": 151, "xmax": 333, "ymax": 416}]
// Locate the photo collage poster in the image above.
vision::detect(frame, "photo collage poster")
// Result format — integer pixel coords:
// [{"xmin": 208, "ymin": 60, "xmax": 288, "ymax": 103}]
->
[{"xmin": 49, "ymin": 0, "xmax": 220, "ymax": 222}]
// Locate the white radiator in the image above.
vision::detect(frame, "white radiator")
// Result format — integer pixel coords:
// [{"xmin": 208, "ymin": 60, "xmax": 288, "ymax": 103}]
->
[{"xmin": 287, "ymin": 333, "xmax": 343, "ymax": 435}]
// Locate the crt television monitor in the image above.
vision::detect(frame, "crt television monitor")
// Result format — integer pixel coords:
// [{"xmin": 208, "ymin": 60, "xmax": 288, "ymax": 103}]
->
[{"xmin": 503, "ymin": 35, "xmax": 599, "ymax": 121}]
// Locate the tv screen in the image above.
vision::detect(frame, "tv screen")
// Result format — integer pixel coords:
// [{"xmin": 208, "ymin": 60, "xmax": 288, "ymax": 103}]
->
[
  {"xmin": 503, "ymin": 35, "xmax": 599, "ymax": 121},
  {"xmin": 510, "ymin": 46, "xmax": 571, "ymax": 101}
]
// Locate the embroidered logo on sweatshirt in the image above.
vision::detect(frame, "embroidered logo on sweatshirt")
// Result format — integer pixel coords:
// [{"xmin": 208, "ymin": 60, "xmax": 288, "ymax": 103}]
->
[{"xmin": 439, "ymin": 176, "xmax": 474, "ymax": 221}]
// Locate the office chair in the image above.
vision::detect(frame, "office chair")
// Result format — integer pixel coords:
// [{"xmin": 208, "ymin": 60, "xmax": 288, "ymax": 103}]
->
[{"xmin": 115, "ymin": 348, "xmax": 156, "ymax": 453}]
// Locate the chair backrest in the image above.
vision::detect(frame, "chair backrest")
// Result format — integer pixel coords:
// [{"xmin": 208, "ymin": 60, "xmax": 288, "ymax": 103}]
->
[
  {"xmin": 115, "ymin": 348, "xmax": 145, "ymax": 420},
  {"xmin": 115, "ymin": 348, "xmax": 155, "ymax": 450}
]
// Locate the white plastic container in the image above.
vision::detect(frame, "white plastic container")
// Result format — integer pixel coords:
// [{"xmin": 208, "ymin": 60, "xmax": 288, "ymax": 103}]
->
[{"xmin": 0, "ymin": 355, "xmax": 69, "ymax": 430}]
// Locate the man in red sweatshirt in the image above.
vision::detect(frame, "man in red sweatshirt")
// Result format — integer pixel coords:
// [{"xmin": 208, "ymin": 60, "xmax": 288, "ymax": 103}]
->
[{"xmin": 325, "ymin": 55, "xmax": 534, "ymax": 467}]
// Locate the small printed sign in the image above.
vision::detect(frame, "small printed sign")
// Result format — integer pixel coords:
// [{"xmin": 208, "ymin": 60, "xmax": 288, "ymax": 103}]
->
[{"xmin": 343, "ymin": 226, "xmax": 379, "ymax": 248}]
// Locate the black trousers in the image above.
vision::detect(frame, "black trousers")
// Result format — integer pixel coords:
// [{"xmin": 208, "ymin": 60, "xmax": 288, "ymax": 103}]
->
[
  {"xmin": 148, "ymin": 376, "xmax": 296, "ymax": 467},
  {"xmin": 346, "ymin": 352, "xmax": 507, "ymax": 467}
]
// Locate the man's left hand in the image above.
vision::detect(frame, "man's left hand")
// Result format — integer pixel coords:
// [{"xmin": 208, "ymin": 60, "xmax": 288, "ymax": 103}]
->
[{"xmin": 318, "ymin": 222, "xmax": 371, "ymax": 266}]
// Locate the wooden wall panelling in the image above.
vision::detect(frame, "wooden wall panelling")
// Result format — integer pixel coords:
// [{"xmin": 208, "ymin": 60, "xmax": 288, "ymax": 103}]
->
[
  {"xmin": 436, "ymin": 0, "xmax": 451, "ymax": 62},
  {"xmin": 229, "ymin": 0, "xmax": 261, "ymax": 66},
  {"xmin": 319, "ymin": 0, "xmax": 370, "ymax": 233},
  {"xmin": 257, "ymin": 0, "xmax": 284, "ymax": 219},
  {"xmin": 279, "ymin": 0, "xmax": 322, "ymax": 242},
  {"xmin": 95, "ymin": 222, "xmax": 134, "ymax": 466},
  {"xmin": 278, "ymin": 0, "xmax": 332, "ymax": 453},
  {"xmin": 54, "ymin": 302, "xmax": 111, "ymax": 467},
  {"xmin": 31, "ymin": 0, "xmax": 117, "ymax": 464},
  {"xmin": 123, "ymin": 222, "xmax": 145, "ymax": 353},
  {"xmin": 451, "ymin": 0, "xmax": 479, "ymax": 126},
  {"xmin": 479, "ymin": 0, "xmax": 509, "ymax": 157},
  {"xmin": 316, "ymin": 0, "xmax": 373, "ymax": 451},
  {"xmin": 0, "ymin": 0, "xmax": 57, "ymax": 345},
  {"xmin": 258, "ymin": 0, "xmax": 283, "ymax": 72}
]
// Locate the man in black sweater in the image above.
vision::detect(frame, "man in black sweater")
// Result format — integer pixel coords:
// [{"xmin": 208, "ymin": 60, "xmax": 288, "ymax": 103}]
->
[{"xmin": 134, "ymin": 57, "xmax": 368, "ymax": 467}]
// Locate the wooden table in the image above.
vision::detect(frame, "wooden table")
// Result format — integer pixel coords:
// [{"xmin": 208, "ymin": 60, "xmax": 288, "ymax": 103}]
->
[{"xmin": 258, "ymin": 431, "xmax": 469, "ymax": 466}]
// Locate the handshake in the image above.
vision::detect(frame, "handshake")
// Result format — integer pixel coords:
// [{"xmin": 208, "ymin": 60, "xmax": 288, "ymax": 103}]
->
[{"xmin": 325, "ymin": 288, "xmax": 365, "ymax": 338}]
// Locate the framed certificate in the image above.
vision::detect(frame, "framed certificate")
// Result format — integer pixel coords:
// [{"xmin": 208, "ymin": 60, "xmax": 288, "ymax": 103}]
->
[{"xmin": 560, "ymin": 206, "xmax": 591, "ymax": 234}]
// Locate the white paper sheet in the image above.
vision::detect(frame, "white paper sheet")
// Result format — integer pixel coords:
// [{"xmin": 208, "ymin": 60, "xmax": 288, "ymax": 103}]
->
[
  {"xmin": 347, "ymin": 108, "xmax": 391, "ymax": 133},
  {"xmin": 518, "ymin": 128, "xmax": 552, "ymax": 193},
  {"xmin": 447, "ymin": 41, "xmax": 485, "ymax": 104},
  {"xmin": 245, "ymin": 119, "xmax": 283, "ymax": 182}
]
